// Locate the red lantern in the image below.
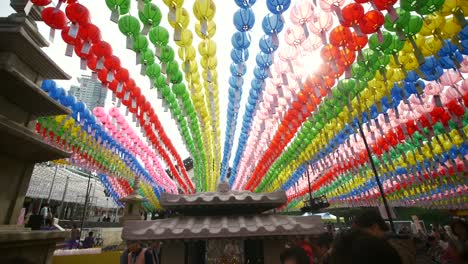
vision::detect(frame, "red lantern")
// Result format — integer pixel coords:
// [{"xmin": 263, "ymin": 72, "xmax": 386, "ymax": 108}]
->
[
  {"xmin": 32, "ymin": 0, "xmax": 52, "ymax": 6},
  {"xmin": 337, "ymin": 48, "xmax": 356, "ymax": 67},
  {"xmin": 42, "ymin": 7, "xmax": 67, "ymax": 29},
  {"xmin": 115, "ymin": 68, "xmax": 130, "ymax": 83},
  {"xmin": 329, "ymin": 26, "xmax": 352, "ymax": 47},
  {"xmin": 104, "ymin": 56, "xmax": 121, "ymax": 72},
  {"xmin": 61, "ymin": 26, "xmax": 78, "ymax": 44},
  {"xmin": 373, "ymin": 0, "xmax": 398, "ymax": 21},
  {"xmin": 341, "ymin": 3, "xmax": 364, "ymax": 27},
  {"xmin": 86, "ymin": 54, "xmax": 98, "ymax": 70},
  {"xmin": 65, "ymin": 3, "xmax": 90, "ymax": 24},
  {"xmin": 78, "ymin": 23, "xmax": 102, "ymax": 44},
  {"xmin": 345, "ymin": 32, "xmax": 368, "ymax": 51},
  {"xmin": 447, "ymin": 100, "xmax": 465, "ymax": 116},
  {"xmin": 321, "ymin": 44, "xmax": 341, "ymax": 62},
  {"xmin": 107, "ymin": 80, "xmax": 119, "ymax": 93},
  {"xmin": 97, "ymin": 68, "xmax": 110, "ymax": 84},
  {"xmin": 359, "ymin": 10, "xmax": 384, "ymax": 35},
  {"xmin": 91, "ymin": 41, "xmax": 113, "ymax": 58}
]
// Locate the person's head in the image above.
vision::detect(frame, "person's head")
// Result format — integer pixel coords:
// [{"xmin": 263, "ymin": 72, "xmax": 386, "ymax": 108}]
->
[
  {"xmin": 451, "ymin": 219, "xmax": 468, "ymax": 241},
  {"xmin": 352, "ymin": 210, "xmax": 389, "ymax": 238},
  {"xmin": 127, "ymin": 242, "xmax": 142, "ymax": 253},
  {"xmin": 72, "ymin": 224, "xmax": 77, "ymax": 229},
  {"xmin": 280, "ymin": 246, "xmax": 310, "ymax": 264},
  {"xmin": 88, "ymin": 231, "xmax": 94, "ymax": 237},
  {"xmin": 314, "ymin": 233, "xmax": 333, "ymax": 257},
  {"xmin": 43, "ymin": 203, "xmax": 49, "ymax": 207},
  {"xmin": 329, "ymin": 230, "xmax": 402, "ymax": 264}
]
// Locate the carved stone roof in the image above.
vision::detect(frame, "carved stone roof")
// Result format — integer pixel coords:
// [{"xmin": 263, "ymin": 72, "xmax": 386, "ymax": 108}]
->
[{"xmin": 122, "ymin": 215, "xmax": 324, "ymax": 241}]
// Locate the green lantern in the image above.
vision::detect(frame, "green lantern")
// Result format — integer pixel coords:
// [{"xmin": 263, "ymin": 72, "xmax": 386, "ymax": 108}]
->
[
  {"xmin": 139, "ymin": 3, "xmax": 162, "ymax": 34},
  {"xmin": 106, "ymin": 0, "xmax": 131, "ymax": 21},
  {"xmin": 172, "ymin": 83, "xmax": 186, "ymax": 97},
  {"xmin": 146, "ymin": 63, "xmax": 161, "ymax": 79},
  {"xmin": 155, "ymin": 75, "xmax": 166, "ymax": 89},
  {"xmin": 132, "ymin": 34, "xmax": 149, "ymax": 53},
  {"xmin": 118, "ymin": 15, "xmax": 141, "ymax": 49},
  {"xmin": 369, "ymin": 32, "xmax": 393, "ymax": 52},
  {"xmin": 149, "ymin": 26, "xmax": 169, "ymax": 47},
  {"xmin": 140, "ymin": 48, "xmax": 155, "ymax": 65},
  {"xmin": 159, "ymin": 46, "xmax": 175, "ymax": 63},
  {"xmin": 417, "ymin": 0, "xmax": 445, "ymax": 15}
]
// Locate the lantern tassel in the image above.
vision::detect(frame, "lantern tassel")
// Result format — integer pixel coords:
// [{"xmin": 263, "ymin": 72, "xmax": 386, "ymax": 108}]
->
[
  {"xmin": 126, "ymin": 36, "xmax": 133, "ymax": 49},
  {"xmin": 387, "ymin": 6, "xmax": 398, "ymax": 22},
  {"xmin": 141, "ymin": 24, "xmax": 150, "ymax": 35},
  {"xmin": 136, "ymin": 52, "xmax": 141, "ymax": 65},
  {"xmin": 96, "ymin": 58, "xmax": 104, "ymax": 70},
  {"xmin": 174, "ymin": 26, "xmax": 182, "ymax": 41},
  {"xmin": 65, "ymin": 44, "xmax": 74, "ymax": 57},
  {"xmin": 49, "ymin": 28, "xmax": 55, "ymax": 43},
  {"xmin": 201, "ymin": 20, "xmax": 208, "ymax": 36},
  {"xmin": 302, "ymin": 24, "xmax": 309, "ymax": 38},
  {"xmin": 80, "ymin": 58, "xmax": 87, "ymax": 70},
  {"xmin": 141, "ymin": 64, "xmax": 147, "ymax": 76},
  {"xmin": 377, "ymin": 30, "xmax": 384, "ymax": 43},
  {"xmin": 332, "ymin": 4, "xmax": 344, "ymax": 24},
  {"xmin": 112, "ymin": 93, "xmax": 116, "ymax": 103},
  {"xmin": 320, "ymin": 30, "xmax": 327, "ymax": 45},
  {"xmin": 110, "ymin": 9, "xmax": 119, "ymax": 23},
  {"xmin": 69, "ymin": 23, "xmax": 79, "ymax": 38},
  {"xmin": 107, "ymin": 71, "xmax": 114, "ymax": 82},
  {"xmin": 81, "ymin": 41, "xmax": 91, "ymax": 54}
]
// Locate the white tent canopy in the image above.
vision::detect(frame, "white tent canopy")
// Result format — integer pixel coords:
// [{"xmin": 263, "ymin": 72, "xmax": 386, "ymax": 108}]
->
[{"xmin": 27, "ymin": 165, "xmax": 118, "ymax": 209}]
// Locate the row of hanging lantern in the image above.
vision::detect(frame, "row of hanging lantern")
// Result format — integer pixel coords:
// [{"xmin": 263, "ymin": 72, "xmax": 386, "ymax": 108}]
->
[
  {"xmin": 251, "ymin": 1, "xmax": 466, "ymax": 195},
  {"xmin": 232, "ymin": 0, "xmax": 335, "ymax": 190},
  {"xmin": 34, "ymin": 0, "xmax": 195, "ymax": 192},
  {"xmin": 220, "ymin": 0, "xmax": 257, "ymax": 182},
  {"xmin": 161, "ymin": 0, "xmax": 219, "ymax": 191},
  {"xmin": 93, "ymin": 107, "xmax": 179, "ymax": 193},
  {"xmin": 105, "ymin": 0, "xmax": 208, "ymax": 190},
  {"xmin": 37, "ymin": 80, "xmax": 163, "ymax": 209},
  {"xmin": 228, "ymin": 0, "xmax": 292, "ymax": 189},
  {"xmin": 282, "ymin": 17, "xmax": 468, "ymax": 208}
]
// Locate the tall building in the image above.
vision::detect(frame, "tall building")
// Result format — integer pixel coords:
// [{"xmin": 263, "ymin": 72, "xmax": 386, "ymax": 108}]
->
[{"xmin": 69, "ymin": 74, "xmax": 107, "ymax": 110}]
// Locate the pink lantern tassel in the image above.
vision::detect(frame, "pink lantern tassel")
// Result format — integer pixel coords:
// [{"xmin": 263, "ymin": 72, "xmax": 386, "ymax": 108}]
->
[{"xmin": 387, "ymin": 6, "xmax": 399, "ymax": 22}]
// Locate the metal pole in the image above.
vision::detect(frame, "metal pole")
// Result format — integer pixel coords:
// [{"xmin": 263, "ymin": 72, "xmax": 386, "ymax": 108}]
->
[
  {"xmin": 306, "ymin": 162, "xmax": 313, "ymax": 206},
  {"xmin": 47, "ymin": 166, "xmax": 59, "ymax": 203},
  {"xmin": 357, "ymin": 119, "xmax": 396, "ymax": 233},
  {"xmin": 79, "ymin": 173, "xmax": 92, "ymax": 238},
  {"xmin": 58, "ymin": 175, "xmax": 69, "ymax": 218}
]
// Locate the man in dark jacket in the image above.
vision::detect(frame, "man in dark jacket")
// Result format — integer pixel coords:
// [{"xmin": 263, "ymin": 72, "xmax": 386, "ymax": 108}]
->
[{"xmin": 352, "ymin": 210, "xmax": 416, "ymax": 264}]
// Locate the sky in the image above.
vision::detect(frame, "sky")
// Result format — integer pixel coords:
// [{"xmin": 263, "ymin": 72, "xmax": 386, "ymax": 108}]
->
[{"xmin": 0, "ymin": 0, "xmax": 322, "ymax": 167}]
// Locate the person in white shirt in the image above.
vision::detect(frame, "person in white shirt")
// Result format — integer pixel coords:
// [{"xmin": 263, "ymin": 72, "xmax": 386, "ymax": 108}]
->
[{"xmin": 39, "ymin": 203, "xmax": 49, "ymax": 227}]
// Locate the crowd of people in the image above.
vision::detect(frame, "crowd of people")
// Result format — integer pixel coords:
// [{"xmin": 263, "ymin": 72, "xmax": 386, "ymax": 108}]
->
[{"xmin": 282, "ymin": 212, "xmax": 468, "ymax": 264}]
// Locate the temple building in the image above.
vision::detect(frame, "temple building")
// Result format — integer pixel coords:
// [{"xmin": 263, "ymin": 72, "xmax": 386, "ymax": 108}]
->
[{"xmin": 123, "ymin": 182, "xmax": 325, "ymax": 263}]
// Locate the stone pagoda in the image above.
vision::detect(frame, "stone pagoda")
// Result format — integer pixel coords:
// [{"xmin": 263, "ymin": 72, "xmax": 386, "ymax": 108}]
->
[{"xmin": 0, "ymin": 1, "xmax": 71, "ymax": 263}]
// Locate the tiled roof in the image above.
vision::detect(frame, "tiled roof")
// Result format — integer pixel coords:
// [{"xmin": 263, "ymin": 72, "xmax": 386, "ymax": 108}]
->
[
  {"xmin": 122, "ymin": 215, "xmax": 324, "ymax": 241},
  {"xmin": 160, "ymin": 190, "xmax": 287, "ymax": 211}
]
